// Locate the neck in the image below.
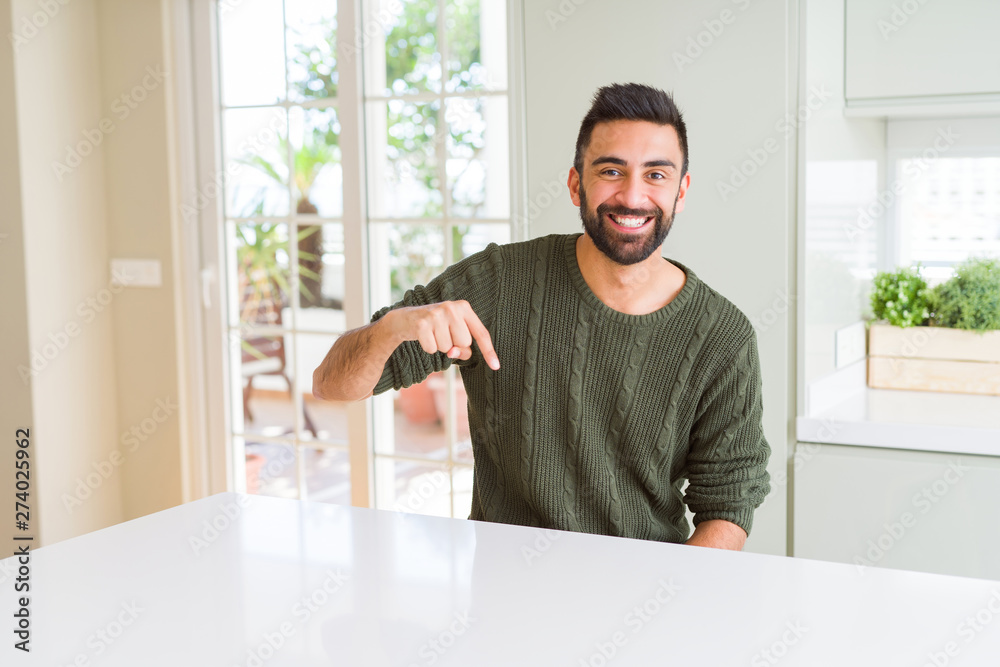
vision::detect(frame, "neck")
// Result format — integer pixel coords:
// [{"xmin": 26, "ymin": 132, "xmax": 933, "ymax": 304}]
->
[{"xmin": 575, "ymin": 233, "xmax": 685, "ymax": 316}]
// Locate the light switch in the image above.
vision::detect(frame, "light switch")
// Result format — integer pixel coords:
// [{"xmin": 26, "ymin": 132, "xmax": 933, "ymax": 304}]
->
[
  {"xmin": 835, "ymin": 321, "xmax": 867, "ymax": 369},
  {"xmin": 110, "ymin": 259, "xmax": 162, "ymax": 288}
]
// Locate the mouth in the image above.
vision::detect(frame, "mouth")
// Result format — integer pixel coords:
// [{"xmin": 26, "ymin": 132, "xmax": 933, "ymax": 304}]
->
[{"xmin": 607, "ymin": 212, "xmax": 653, "ymax": 231}]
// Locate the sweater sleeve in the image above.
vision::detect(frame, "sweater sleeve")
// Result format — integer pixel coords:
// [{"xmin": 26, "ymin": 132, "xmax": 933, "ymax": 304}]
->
[
  {"xmin": 683, "ymin": 332, "xmax": 771, "ymax": 536},
  {"xmin": 369, "ymin": 242, "xmax": 502, "ymax": 395}
]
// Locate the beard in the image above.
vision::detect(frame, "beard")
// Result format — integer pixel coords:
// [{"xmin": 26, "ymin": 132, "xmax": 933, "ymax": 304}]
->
[{"xmin": 578, "ymin": 184, "xmax": 679, "ymax": 266}]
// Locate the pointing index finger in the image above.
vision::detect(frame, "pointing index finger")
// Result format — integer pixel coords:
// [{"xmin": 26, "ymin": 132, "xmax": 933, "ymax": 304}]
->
[{"xmin": 463, "ymin": 309, "xmax": 500, "ymax": 371}]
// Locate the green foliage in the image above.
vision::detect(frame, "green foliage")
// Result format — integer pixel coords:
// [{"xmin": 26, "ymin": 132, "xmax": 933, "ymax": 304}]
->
[
  {"xmin": 385, "ymin": 0, "xmax": 440, "ymax": 94},
  {"xmin": 929, "ymin": 257, "xmax": 1000, "ymax": 332},
  {"xmin": 444, "ymin": 0, "xmax": 483, "ymax": 91},
  {"xmin": 870, "ymin": 265, "xmax": 930, "ymax": 328},
  {"xmin": 289, "ymin": 15, "xmax": 339, "ymax": 102},
  {"xmin": 236, "ymin": 223, "xmax": 321, "ymax": 317},
  {"xmin": 256, "ymin": 2, "xmax": 489, "ymax": 300},
  {"xmin": 388, "ymin": 226, "xmax": 444, "ymax": 303},
  {"xmin": 237, "ymin": 133, "xmax": 335, "ymax": 214},
  {"xmin": 290, "ymin": 0, "xmax": 487, "ymax": 218}
]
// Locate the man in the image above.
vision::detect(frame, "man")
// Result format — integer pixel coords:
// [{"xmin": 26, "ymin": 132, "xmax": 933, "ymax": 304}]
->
[{"xmin": 313, "ymin": 83, "xmax": 770, "ymax": 551}]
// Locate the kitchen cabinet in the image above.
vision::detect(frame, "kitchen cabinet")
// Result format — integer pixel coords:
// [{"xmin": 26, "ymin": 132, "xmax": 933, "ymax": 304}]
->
[
  {"xmin": 845, "ymin": 0, "xmax": 1000, "ymax": 105},
  {"xmin": 794, "ymin": 442, "xmax": 1000, "ymax": 580}
]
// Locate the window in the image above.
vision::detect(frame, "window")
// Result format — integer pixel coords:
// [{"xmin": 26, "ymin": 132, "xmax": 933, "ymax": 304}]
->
[
  {"xmin": 363, "ymin": 0, "xmax": 510, "ymax": 519},
  {"xmin": 887, "ymin": 117, "xmax": 1000, "ymax": 284},
  {"xmin": 209, "ymin": 0, "xmax": 512, "ymax": 516},
  {"xmin": 896, "ymin": 157, "xmax": 1000, "ymax": 284},
  {"xmin": 217, "ymin": 0, "xmax": 351, "ymax": 504}
]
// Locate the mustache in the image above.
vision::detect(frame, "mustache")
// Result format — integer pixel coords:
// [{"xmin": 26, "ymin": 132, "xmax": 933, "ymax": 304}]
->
[{"xmin": 596, "ymin": 203, "xmax": 663, "ymax": 219}]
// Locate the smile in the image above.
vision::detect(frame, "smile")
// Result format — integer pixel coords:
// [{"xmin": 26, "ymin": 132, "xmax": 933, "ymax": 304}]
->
[{"xmin": 608, "ymin": 213, "xmax": 652, "ymax": 229}]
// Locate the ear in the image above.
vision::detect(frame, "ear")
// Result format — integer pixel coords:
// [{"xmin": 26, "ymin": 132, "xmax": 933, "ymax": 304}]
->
[
  {"xmin": 568, "ymin": 167, "xmax": 581, "ymax": 207},
  {"xmin": 673, "ymin": 171, "xmax": 691, "ymax": 215}
]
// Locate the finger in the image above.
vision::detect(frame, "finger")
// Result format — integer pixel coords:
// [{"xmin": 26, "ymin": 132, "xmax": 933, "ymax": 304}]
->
[
  {"xmin": 449, "ymin": 320, "xmax": 473, "ymax": 350},
  {"xmin": 463, "ymin": 311, "xmax": 500, "ymax": 371},
  {"xmin": 433, "ymin": 319, "xmax": 454, "ymax": 354},
  {"xmin": 454, "ymin": 346, "xmax": 473, "ymax": 361},
  {"xmin": 417, "ymin": 326, "xmax": 438, "ymax": 356}
]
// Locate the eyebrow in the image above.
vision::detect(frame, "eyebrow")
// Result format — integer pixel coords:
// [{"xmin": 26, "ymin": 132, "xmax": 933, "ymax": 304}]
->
[{"xmin": 591, "ymin": 156, "xmax": 677, "ymax": 169}]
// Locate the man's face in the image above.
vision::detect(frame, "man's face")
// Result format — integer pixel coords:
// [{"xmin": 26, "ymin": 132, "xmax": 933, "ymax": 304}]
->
[{"xmin": 569, "ymin": 120, "xmax": 690, "ymax": 266}]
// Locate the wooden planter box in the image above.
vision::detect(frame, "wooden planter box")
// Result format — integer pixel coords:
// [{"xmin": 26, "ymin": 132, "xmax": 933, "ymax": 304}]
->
[{"xmin": 868, "ymin": 324, "xmax": 1000, "ymax": 396}]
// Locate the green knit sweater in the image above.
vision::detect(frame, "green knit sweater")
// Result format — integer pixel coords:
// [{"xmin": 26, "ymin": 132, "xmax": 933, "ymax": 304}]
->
[{"xmin": 372, "ymin": 233, "xmax": 771, "ymax": 542}]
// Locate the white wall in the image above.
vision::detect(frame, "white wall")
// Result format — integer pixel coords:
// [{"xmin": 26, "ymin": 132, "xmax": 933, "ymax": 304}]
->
[
  {"xmin": 7, "ymin": 0, "xmax": 187, "ymax": 546},
  {"xmin": 0, "ymin": 0, "xmax": 37, "ymax": 558},
  {"xmin": 96, "ymin": 0, "xmax": 184, "ymax": 524},
  {"xmin": 801, "ymin": 0, "xmax": 886, "ymax": 389},
  {"xmin": 12, "ymin": 0, "xmax": 124, "ymax": 545},
  {"xmin": 521, "ymin": 0, "xmax": 798, "ymax": 555}
]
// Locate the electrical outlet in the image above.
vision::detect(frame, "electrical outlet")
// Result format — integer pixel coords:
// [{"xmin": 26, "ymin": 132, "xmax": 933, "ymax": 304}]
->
[
  {"xmin": 835, "ymin": 321, "xmax": 867, "ymax": 369},
  {"xmin": 110, "ymin": 259, "xmax": 162, "ymax": 288}
]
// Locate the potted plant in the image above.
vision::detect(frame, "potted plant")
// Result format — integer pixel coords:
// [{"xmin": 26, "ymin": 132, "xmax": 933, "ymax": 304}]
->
[{"xmin": 868, "ymin": 258, "xmax": 1000, "ymax": 396}]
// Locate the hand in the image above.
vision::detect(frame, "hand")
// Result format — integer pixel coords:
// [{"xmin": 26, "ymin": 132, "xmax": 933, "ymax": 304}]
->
[
  {"xmin": 684, "ymin": 519, "xmax": 747, "ymax": 550},
  {"xmin": 388, "ymin": 300, "xmax": 501, "ymax": 371}
]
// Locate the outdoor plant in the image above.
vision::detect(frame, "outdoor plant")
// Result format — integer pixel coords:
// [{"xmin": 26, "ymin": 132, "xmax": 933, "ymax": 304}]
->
[
  {"xmin": 240, "ymin": 134, "xmax": 335, "ymax": 307},
  {"xmin": 870, "ymin": 265, "xmax": 931, "ymax": 328},
  {"xmin": 929, "ymin": 257, "xmax": 1000, "ymax": 332}
]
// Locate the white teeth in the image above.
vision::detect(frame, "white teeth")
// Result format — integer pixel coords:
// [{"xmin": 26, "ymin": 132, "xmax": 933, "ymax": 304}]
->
[{"xmin": 611, "ymin": 214, "xmax": 649, "ymax": 228}]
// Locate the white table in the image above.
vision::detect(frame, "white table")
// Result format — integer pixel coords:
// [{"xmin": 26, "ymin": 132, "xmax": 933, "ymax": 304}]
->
[{"xmin": 4, "ymin": 493, "xmax": 1000, "ymax": 666}]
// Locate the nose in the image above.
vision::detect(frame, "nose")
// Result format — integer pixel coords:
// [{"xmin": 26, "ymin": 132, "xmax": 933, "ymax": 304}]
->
[{"xmin": 615, "ymin": 173, "xmax": 648, "ymax": 211}]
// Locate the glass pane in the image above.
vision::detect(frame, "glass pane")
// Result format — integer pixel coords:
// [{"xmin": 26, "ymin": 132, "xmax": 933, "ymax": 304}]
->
[
  {"xmin": 898, "ymin": 157, "xmax": 1000, "ymax": 284},
  {"xmin": 445, "ymin": 0, "xmax": 507, "ymax": 93},
  {"xmin": 452, "ymin": 223, "xmax": 510, "ymax": 263},
  {"xmin": 375, "ymin": 459, "xmax": 451, "ymax": 517},
  {"xmin": 223, "ymin": 107, "xmax": 289, "ymax": 217},
  {"xmin": 297, "ymin": 334, "xmax": 349, "ymax": 444},
  {"xmin": 297, "ymin": 223, "xmax": 346, "ymax": 325},
  {"xmin": 245, "ymin": 441, "xmax": 298, "ymax": 499},
  {"xmin": 373, "ymin": 371, "xmax": 449, "ymax": 460},
  {"xmin": 286, "ymin": 0, "xmax": 338, "ymax": 102},
  {"xmin": 446, "ymin": 97, "xmax": 509, "ymax": 218},
  {"xmin": 303, "ymin": 447, "xmax": 351, "ymax": 505},
  {"xmin": 382, "ymin": 0, "xmax": 441, "ymax": 95},
  {"xmin": 452, "ymin": 466, "xmax": 474, "ymax": 518},
  {"xmin": 218, "ymin": 0, "xmax": 286, "ymax": 106},
  {"xmin": 238, "ymin": 332, "xmax": 296, "ymax": 439},
  {"xmin": 290, "ymin": 108, "xmax": 343, "ymax": 218},
  {"xmin": 369, "ymin": 223, "xmax": 446, "ymax": 304},
  {"xmin": 231, "ymin": 222, "xmax": 291, "ymax": 328},
  {"xmin": 366, "ymin": 100, "xmax": 442, "ymax": 218}
]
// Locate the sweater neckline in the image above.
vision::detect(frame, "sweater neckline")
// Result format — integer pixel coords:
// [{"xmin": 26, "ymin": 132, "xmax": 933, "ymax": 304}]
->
[{"xmin": 562, "ymin": 233, "xmax": 698, "ymax": 326}]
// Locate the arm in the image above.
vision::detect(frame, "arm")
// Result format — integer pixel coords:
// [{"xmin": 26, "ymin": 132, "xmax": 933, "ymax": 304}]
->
[
  {"xmin": 684, "ymin": 333, "xmax": 771, "ymax": 547},
  {"xmin": 312, "ymin": 311, "xmax": 406, "ymax": 402},
  {"xmin": 684, "ymin": 519, "xmax": 747, "ymax": 551},
  {"xmin": 312, "ymin": 301, "xmax": 500, "ymax": 402}
]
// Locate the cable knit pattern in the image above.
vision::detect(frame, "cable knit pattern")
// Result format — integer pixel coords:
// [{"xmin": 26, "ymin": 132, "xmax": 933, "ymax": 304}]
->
[
  {"xmin": 561, "ymin": 301, "xmax": 591, "ymax": 533},
  {"xmin": 371, "ymin": 233, "xmax": 771, "ymax": 541}
]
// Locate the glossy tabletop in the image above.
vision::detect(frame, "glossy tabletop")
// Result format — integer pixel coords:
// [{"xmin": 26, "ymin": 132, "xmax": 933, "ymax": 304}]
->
[{"xmin": 4, "ymin": 493, "xmax": 1000, "ymax": 665}]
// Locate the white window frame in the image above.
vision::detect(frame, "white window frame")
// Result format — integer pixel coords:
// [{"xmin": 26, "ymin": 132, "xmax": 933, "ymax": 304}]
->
[{"xmin": 181, "ymin": 0, "xmax": 527, "ymax": 508}]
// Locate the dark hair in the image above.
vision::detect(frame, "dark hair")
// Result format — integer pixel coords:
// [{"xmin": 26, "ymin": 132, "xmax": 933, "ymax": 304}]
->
[{"xmin": 574, "ymin": 83, "xmax": 689, "ymax": 177}]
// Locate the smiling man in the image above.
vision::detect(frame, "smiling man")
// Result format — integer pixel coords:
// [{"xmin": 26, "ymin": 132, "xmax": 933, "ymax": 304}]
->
[{"xmin": 313, "ymin": 83, "xmax": 771, "ymax": 550}]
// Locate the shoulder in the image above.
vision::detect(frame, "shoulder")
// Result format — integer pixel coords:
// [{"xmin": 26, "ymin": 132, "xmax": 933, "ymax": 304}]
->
[{"xmin": 673, "ymin": 261, "xmax": 758, "ymax": 361}]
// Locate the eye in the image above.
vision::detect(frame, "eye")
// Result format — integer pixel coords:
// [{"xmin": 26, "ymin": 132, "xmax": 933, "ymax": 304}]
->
[
  {"xmin": 648, "ymin": 172, "xmax": 666, "ymax": 180},
  {"xmin": 601, "ymin": 168, "xmax": 622, "ymax": 177}
]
